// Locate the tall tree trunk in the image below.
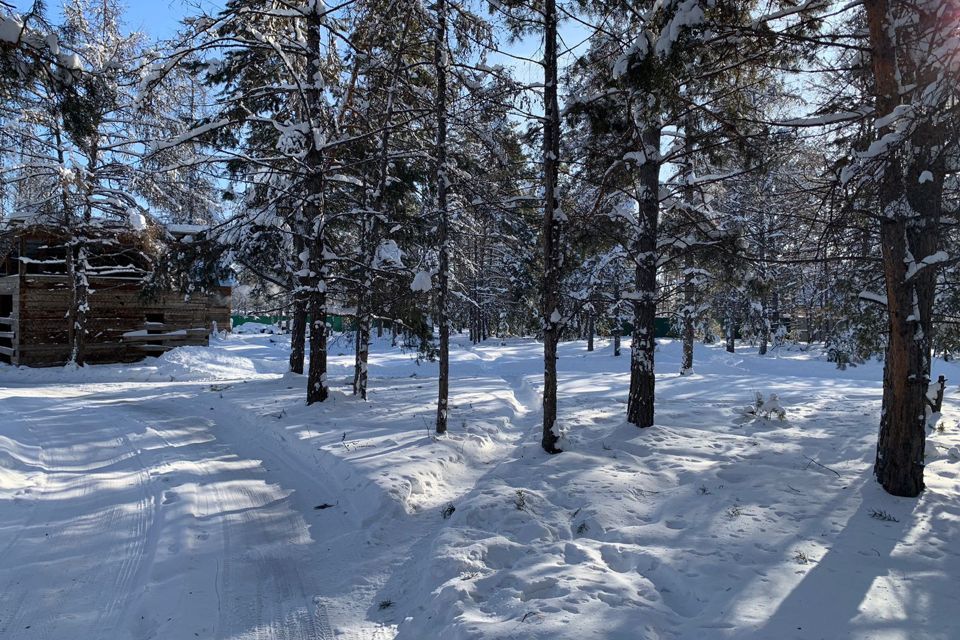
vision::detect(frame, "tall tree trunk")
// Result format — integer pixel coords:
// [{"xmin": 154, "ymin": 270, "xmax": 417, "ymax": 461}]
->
[
  {"xmin": 758, "ymin": 295, "xmax": 769, "ymax": 356},
  {"xmin": 352, "ymin": 184, "xmax": 381, "ymax": 401},
  {"xmin": 725, "ymin": 315, "xmax": 736, "ymax": 353},
  {"xmin": 541, "ymin": 0, "xmax": 562, "ymax": 453},
  {"xmin": 612, "ymin": 278, "xmax": 622, "ymax": 357},
  {"xmin": 866, "ymin": 0, "xmax": 944, "ymax": 497},
  {"xmin": 680, "ymin": 257, "xmax": 695, "ymax": 375},
  {"xmin": 757, "ymin": 207, "xmax": 769, "ymax": 356},
  {"xmin": 289, "ymin": 232, "xmax": 307, "ymax": 374},
  {"xmin": 353, "ymin": 194, "xmax": 374, "ymax": 397},
  {"xmin": 353, "ymin": 279, "xmax": 371, "ymax": 398},
  {"xmin": 307, "ymin": 280, "xmax": 329, "ymax": 404},
  {"xmin": 626, "ymin": 126, "xmax": 661, "ymax": 429},
  {"xmin": 434, "ymin": 0, "xmax": 450, "ymax": 435},
  {"xmin": 69, "ymin": 184, "xmax": 96, "ymax": 367},
  {"xmin": 305, "ymin": 10, "xmax": 328, "ymax": 405},
  {"xmin": 305, "ymin": 194, "xmax": 329, "ymax": 405},
  {"xmin": 67, "ymin": 239, "xmax": 88, "ymax": 367},
  {"xmin": 289, "ymin": 298, "xmax": 307, "ymax": 373},
  {"xmin": 55, "ymin": 126, "xmax": 87, "ymax": 367},
  {"xmin": 471, "ymin": 234, "xmax": 478, "ymax": 344},
  {"xmin": 680, "ymin": 113, "xmax": 696, "ymax": 375},
  {"xmin": 586, "ymin": 311, "xmax": 594, "ymax": 352},
  {"xmin": 770, "ymin": 290, "xmax": 780, "ymax": 347}
]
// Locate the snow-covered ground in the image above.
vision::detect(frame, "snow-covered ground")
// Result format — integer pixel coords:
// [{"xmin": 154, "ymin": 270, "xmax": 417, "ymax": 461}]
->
[{"xmin": 1, "ymin": 333, "xmax": 958, "ymax": 640}]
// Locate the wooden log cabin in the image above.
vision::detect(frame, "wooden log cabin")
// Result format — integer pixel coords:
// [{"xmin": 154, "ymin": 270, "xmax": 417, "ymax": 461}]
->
[{"xmin": 0, "ymin": 223, "xmax": 231, "ymax": 367}]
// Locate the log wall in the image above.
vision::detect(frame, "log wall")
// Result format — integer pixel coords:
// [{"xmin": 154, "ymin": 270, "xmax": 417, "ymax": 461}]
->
[
  {"xmin": 0, "ymin": 275, "xmax": 17, "ymax": 364},
  {"xmin": 5, "ymin": 274, "xmax": 231, "ymax": 367}
]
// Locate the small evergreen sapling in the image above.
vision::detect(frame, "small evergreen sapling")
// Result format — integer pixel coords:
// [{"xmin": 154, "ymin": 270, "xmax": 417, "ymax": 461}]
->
[{"xmin": 742, "ymin": 392, "xmax": 786, "ymax": 421}]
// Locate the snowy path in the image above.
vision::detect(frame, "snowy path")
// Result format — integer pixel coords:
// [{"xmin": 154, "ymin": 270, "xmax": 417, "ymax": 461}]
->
[
  {"xmin": 0, "ymin": 381, "xmax": 341, "ymax": 639},
  {"xmin": 0, "ymin": 338, "xmax": 538, "ymax": 640},
  {"xmin": 2, "ymin": 335, "xmax": 959, "ymax": 640}
]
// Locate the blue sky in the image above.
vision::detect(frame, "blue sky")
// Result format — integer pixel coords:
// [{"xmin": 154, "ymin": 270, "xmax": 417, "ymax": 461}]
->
[
  {"xmin": 13, "ymin": 0, "xmax": 224, "ymax": 39},
  {"xmin": 11, "ymin": 0, "xmax": 588, "ymax": 85},
  {"xmin": 12, "ymin": 0, "xmax": 554, "ymax": 82}
]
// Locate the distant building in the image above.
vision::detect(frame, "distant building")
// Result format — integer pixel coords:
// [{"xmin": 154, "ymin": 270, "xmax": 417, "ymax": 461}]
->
[{"xmin": 0, "ymin": 222, "xmax": 230, "ymax": 367}]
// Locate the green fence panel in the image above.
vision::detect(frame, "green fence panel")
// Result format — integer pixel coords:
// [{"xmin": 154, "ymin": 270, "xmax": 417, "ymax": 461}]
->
[{"xmin": 232, "ymin": 315, "xmax": 351, "ymax": 330}]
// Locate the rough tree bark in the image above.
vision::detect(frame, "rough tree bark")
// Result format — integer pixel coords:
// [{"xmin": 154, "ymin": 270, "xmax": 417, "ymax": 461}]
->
[
  {"xmin": 680, "ymin": 121, "xmax": 696, "ymax": 375},
  {"xmin": 866, "ymin": 0, "xmax": 945, "ymax": 497},
  {"xmin": 540, "ymin": 0, "xmax": 562, "ymax": 453},
  {"xmin": 56, "ymin": 125, "xmax": 88, "ymax": 367},
  {"xmin": 725, "ymin": 315, "xmax": 736, "ymax": 353},
  {"xmin": 304, "ymin": 8, "xmax": 328, "ymax": 406},
  {"xmin": 680, "ymin": 255, "xmax": 695, "ymax": 374},
  {"xmin": 352, "ymin": 217, "xmax": 373, "ymax": 398},
  {"xmin": 586, "ymin": 310, "xmax": 595, "ymax": 352},
  {"xmin": 757, "ymin": 207, "xmax": 769, "ymax": 356},
  {"xmin": 612, "ymin": 278, "xmax": 621, "ymax": 357},
  {"xmin": 69, "ymin": 165, "xmax": 97, "ymax": 367},
  {"xmin": 66, "ymin": 239, "xmax": 89, "ymax": 367},
  {"xmin": 289, "ymin": 231, "xmax": 307, "ymax": 374},
  {"xmin": 434, "ymin": 0, "xmax": 450, "ymax": 434},
  {"xmin": 626, "ymin": 126, "xmax": 661, "ymax": 429}
]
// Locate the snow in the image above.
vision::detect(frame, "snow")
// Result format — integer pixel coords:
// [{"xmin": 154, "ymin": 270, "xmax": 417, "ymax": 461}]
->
[
  {"xmin": 858, "ymin": 290, "xmax": 889, "ymax": 306},
  {"xmin": 655, "ymin": 0, "xmax": 705, "ymax": 56},
  {"xmin": 374, "ymin": 239, "xmax": 404, "ymax": 269},
  {"xmin": 127, "ymin": 208, "xmax": 147, "ymax": 231},
  {"xmin": 0, "ymin": 15, "xmax": 23, "ymax": 43},
  {"xmin": 61, "ymin": 52, "xmax": 82, "ymax": 70},
  {"xmin": 44, "ymin": 33, "xmax": 59, "ymax": 55},
  {"xmin": 410, "ymin": 271, "xmax": 432, "ymax": 292},
  {"xmin": 166, "ymin": 223, "xmax": 209, "ymax": 235},
  {"xmin": 905, "ymin": 250, "xmax": 950, "ymax": 281},
  {"xmin": 151, "ymin": 119, "xmax": 231, "ymax": 153},
  {"xmin": 234, "ymin": 321, "xmax": 283, "ymax": 335},
  {"xmin": 0, "ymin": 335, "xmax": 958, "ymax": 639}
]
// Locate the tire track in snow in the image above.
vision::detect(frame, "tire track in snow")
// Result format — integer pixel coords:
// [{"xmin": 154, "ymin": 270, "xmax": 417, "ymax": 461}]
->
[
  {"xmin": 313, "ymin": 597, "xmax": 334, "ymax": 640},
  {"xmin": 121, "ymin": 389, "xmax": 328, "ymax": 640},
  {"xmin": 0, "ymin": 390, "xmax": 153, "ymax": 639},
  {"xmin": 0, "ymin": 399, "xmax": 48, "ymax": 564},
  {"xmin": 93, "ymin": 434, "xmax": 155, "ymax": 635}
]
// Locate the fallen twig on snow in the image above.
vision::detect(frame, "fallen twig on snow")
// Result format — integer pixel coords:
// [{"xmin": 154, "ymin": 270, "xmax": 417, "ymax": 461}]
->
[{"xmin": 803, "ymin": 455, "xmax": 841, "ymax": 478}]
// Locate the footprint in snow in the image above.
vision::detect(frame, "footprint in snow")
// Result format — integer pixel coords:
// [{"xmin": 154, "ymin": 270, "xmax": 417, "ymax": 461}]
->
[{"xmin": 162, "ymin": 490, "xmax": 179, "ymax": 505}]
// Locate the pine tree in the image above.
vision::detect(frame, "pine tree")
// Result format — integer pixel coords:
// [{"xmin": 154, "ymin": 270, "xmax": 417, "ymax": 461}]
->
[{"xmin": 858, "ymin": 0, "xmax": 959, "ymax": 496}]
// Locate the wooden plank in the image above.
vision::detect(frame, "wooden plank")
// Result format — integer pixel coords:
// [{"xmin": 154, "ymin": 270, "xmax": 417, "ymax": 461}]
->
[
  {"xmin": 122, "ymin": 329, "xmax": 208, "ymax": 343},
  {"xmin": 138, "ymin": 324, "xmax": 209, "ymax": 333},
  {"xmin": 12, "ymin": 268, "xmax": 230, "ymax": 365},
  {"xmin": 0, "ymin": 346, "xmax": 14, "ymax": 356},
  {"xmin": 16, "ymin": 343, "xmax": 134, "ymax": 359},
  {"xmin": 130, "ymin": 339, "xmax": 208, "ymax": 352},
  {"xmin": 132, "ymin": 344, "xmax": 170, "ymax": 352},
  {"xmin": 20, "ymin": 321, "xmax": 214, "ymax": 343}
]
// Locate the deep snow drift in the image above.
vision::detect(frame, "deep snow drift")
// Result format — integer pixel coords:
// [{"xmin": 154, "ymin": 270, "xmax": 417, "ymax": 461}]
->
[{"xmin": 0, "ymin": 333, "xmax": 957, "ymax": 639}]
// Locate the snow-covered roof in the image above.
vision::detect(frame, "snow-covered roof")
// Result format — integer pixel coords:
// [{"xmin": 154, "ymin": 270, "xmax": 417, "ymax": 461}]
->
[
  {"xmin": 1, "ymin": 209, "xmax": 57, "ymax": 226},
  {"xmin": 166, "ymin": 224, "xmax": 211, "ymax": 236}
]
